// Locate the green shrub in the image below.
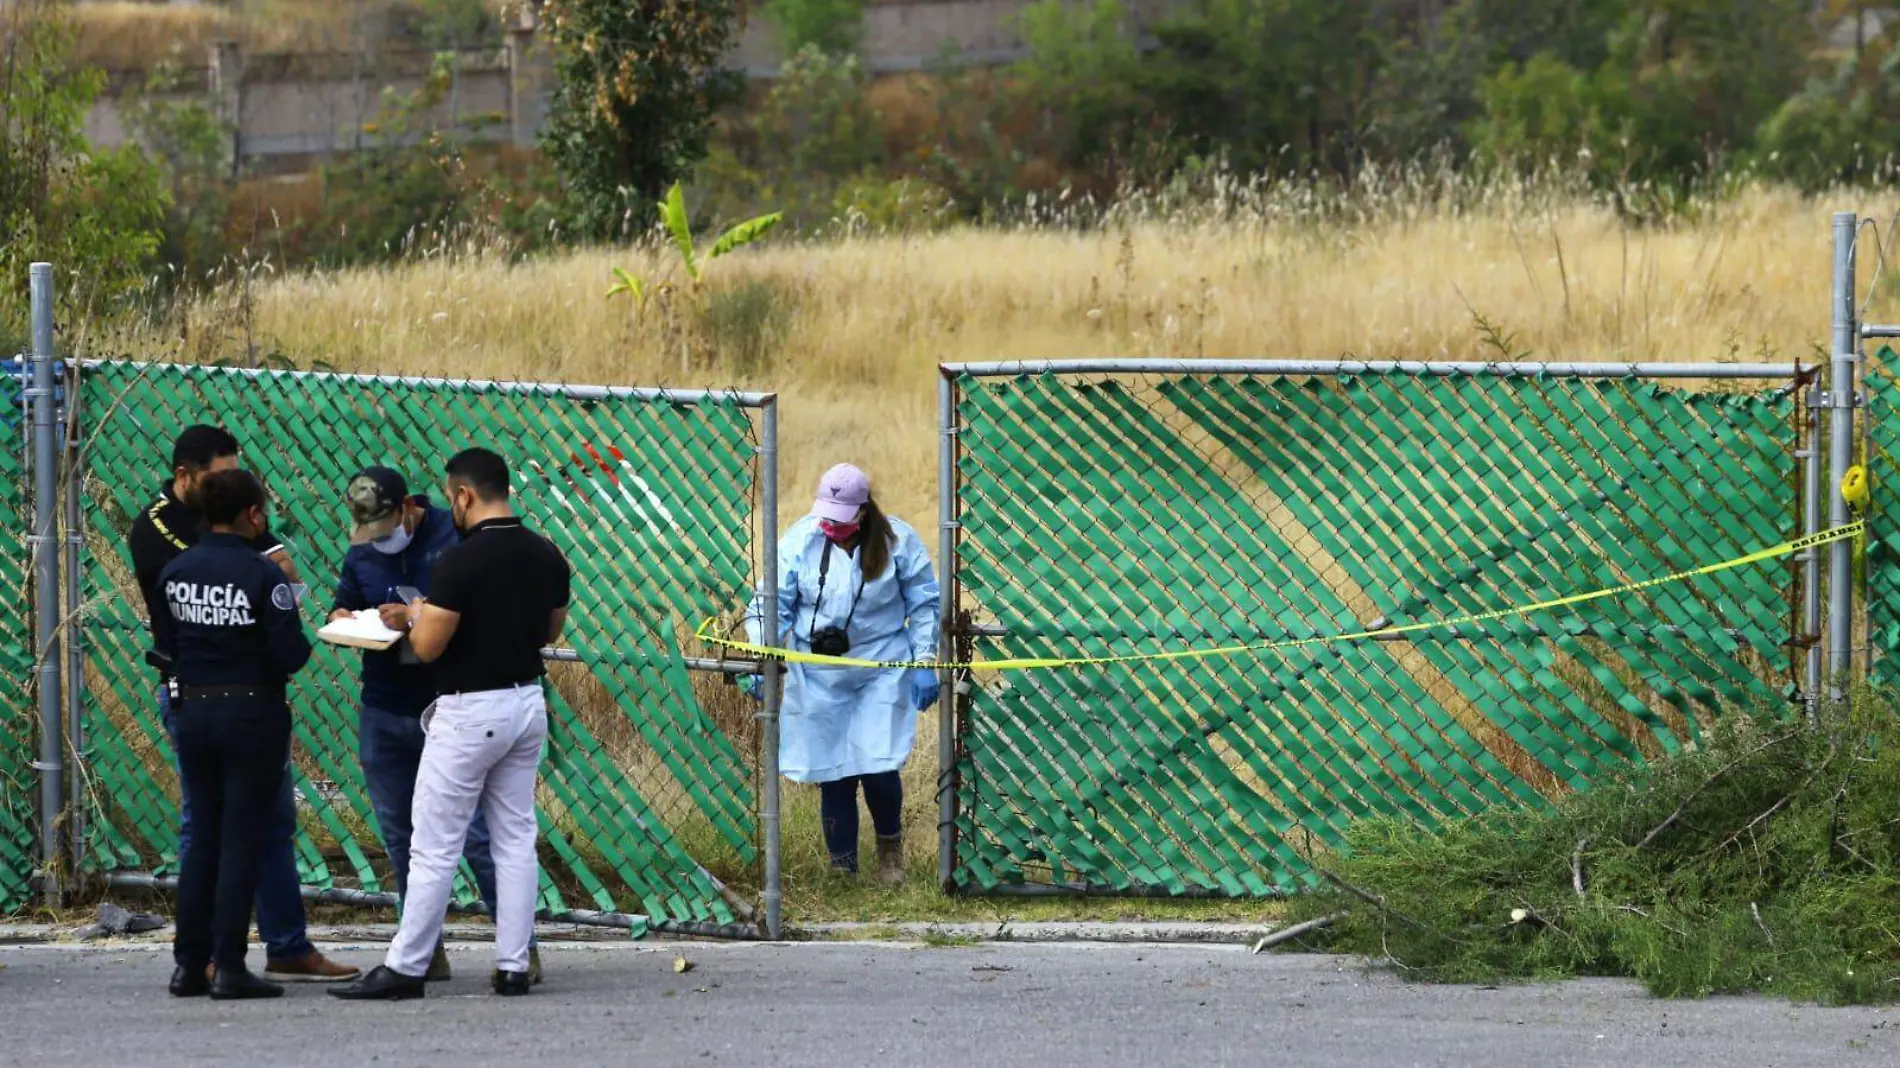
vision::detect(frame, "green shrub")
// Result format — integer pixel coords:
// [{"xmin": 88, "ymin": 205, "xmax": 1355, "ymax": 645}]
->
[
  {"xmin": 699, "ymin": 278, "xmax": 795, "ymax": 373},
  {"xmin": 832, "ymin": 173, "xmax": 956, "ymax": 234},
  {"xmin": 0, "ymin": 0, "xmax": 167, "ymax": 316}
]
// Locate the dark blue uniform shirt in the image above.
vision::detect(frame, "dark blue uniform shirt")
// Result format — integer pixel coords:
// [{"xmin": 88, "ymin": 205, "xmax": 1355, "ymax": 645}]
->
[
  {"xmin": 154, "ymin": 532, "xmax": 312, "ymax": 687},
  {"xmin": 127, "ymin": 482, "xmax": 286, "ymax": 677},
  {"xmin": 330, "ymin": 500, "xmax": 458, "ymax": 715}
]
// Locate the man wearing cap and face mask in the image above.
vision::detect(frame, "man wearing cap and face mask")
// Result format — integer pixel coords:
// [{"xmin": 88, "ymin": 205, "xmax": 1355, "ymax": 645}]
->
[{"xmin": 327, "ymin": 467, "xmax": 538, "ymax": 984}]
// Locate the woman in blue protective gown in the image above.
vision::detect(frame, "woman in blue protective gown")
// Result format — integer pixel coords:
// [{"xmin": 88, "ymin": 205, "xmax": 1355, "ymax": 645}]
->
[{"xmin": 747, "ymin": 463, "xmax": 941, "ymax": 885}]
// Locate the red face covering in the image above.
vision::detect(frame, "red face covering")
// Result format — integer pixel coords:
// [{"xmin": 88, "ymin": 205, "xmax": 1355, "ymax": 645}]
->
[{"xmin": 819, "ymin": 519, "xmax": 861, "ymax": 543}]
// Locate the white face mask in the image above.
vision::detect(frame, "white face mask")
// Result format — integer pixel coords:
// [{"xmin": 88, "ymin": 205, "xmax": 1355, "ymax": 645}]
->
[{"xmin": 370, "ymin": 522, "xmax": 414, "ymax": 556}]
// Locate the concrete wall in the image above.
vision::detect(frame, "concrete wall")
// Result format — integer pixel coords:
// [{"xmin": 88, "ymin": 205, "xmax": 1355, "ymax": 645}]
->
[
  {"xmin": 733, "ymin": 0, "xmax": 1181, "ymax": 72},
  {"xmin": 85, "ymin": 46, "xmax": 524, "ymax": 174},
  {"xmin": 84, "ymin": 0, "xmax": 1188, "ymax": 172}
]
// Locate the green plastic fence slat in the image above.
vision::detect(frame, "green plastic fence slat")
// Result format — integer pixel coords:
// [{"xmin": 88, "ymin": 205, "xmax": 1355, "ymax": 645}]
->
[
  {"xmin": 2, "ymin": 365, "xmax": 36, "ymax": 910},
  {"xmin": 1870, "ymin": 351, "xmax": 1900, "ymax": 688}
]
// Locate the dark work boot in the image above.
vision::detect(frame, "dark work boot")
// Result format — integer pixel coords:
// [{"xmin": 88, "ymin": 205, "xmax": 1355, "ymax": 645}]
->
[
  {"xmin": 875, "ymin": 834, "xmax": 906, "ymax": 888},
  {"xmin": 208, "ymin": 967, "xmax": 284, "ymax": 1001},
  {"xmin": 492, "ymin": 969, "xmax": 531, "ymax": 997},
  {"xmin": 169, "ymin": 964, "xmax": 211, "ymax": 998}
]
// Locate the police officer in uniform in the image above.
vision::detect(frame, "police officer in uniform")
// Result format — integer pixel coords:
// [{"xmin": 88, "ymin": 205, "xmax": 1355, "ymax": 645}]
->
[
  {"xmin": 157, "ymin": 469, "xmax": 314, "ymax": 1000},
  {"xmin": 128, "ymin": 424, "xmax": 357, "ymax": 984}
]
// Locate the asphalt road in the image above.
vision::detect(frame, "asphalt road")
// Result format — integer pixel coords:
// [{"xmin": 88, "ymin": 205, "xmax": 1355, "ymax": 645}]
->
[{"xmin": 2, "ymin": 940, "xmax": 1897, "ymax": 1068}]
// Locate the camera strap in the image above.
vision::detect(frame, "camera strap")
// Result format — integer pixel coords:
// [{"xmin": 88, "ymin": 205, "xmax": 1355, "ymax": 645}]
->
[{"xmin": 808, "ymin": 539, "xmax": 867, "ymax": 646}]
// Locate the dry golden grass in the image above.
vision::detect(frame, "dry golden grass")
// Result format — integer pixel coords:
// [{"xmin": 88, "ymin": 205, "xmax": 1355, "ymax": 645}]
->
[
  {"xmin": 118, "ymin": 182, "xmax": 1900, "ymax": 538},
  {"xmin": 68, "ymin": 0, "xmax": 509, "ymax": 70}
]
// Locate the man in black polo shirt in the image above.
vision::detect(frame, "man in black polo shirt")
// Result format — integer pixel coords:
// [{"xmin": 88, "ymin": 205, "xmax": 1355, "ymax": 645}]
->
[
  {"xmin": 126, "ymin": 425, "xmax": 357, "ymax": 984},
  {"xmin": 332, "ymin": 447, "xmax": 569, "ymax": 1001}
]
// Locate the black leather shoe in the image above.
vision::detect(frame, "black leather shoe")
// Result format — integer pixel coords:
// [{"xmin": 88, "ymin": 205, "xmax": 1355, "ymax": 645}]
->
[
  {"xmin": 169, "ymin": 965, "xmax": 211, "ymax": 998},
  {"xmin": 327, "ymin": 965, "xmax": 427, "ymax": 1001},
  {"xmin": 491, "ymin": 969, "xmax": 531, "ymax": 997},
  {"xmin": 208, "ymin": 968, "xmax": 284, "ymax": 1001}
]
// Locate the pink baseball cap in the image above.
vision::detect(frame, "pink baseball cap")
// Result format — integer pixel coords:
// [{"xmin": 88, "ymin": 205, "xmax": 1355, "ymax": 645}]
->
[{"xmin": 812, "ymin": 463, "xmax": 870, "ymax": 522}]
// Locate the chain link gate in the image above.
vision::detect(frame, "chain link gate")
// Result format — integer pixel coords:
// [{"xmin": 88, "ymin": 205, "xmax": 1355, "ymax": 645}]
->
[
  {"xmin": 2, "ymin": 357, "xmax": 35, "ymax": 912},
  {"xmin": 67, "ymin": 361, "xmax": 783, "ymax": 935},
  {"xmin": 935, "ymin": 359, "xmax": 1814, "ymax": 896}
]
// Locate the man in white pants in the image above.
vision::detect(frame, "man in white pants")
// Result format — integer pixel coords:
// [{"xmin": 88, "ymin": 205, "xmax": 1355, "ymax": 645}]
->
[{"xmin": 331, "ymin": 448, "xmax": 571, "ymax": 1001}]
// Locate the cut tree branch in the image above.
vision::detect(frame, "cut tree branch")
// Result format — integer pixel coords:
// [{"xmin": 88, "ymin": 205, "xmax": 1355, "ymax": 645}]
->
[
  {"xmin": 1316, "ymin": 868, "xmax": 1464, "ymax": 945},
  {"xmin": 1750, "ymin": 901, "xmax": 1775, "ymax": 947},
  {"xmin": 1638, "ymin": 732, "xmax": 1795, "ymax": 849},
  {"xmin": 1252, "ymin": 912, "xmax": 1348, "ymax": 954}
]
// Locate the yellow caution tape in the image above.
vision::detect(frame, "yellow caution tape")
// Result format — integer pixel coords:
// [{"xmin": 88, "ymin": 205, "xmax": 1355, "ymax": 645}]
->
[
  {"xmin": 696, "ymin": 522, "xmax": 1865, "ymax": 672},
  {"xmin": 1843, "ymin": 464, "xmax": 1871, "ymax": 515}
]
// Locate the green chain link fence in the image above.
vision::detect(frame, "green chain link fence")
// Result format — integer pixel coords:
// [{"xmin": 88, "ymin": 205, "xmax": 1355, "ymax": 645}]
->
[
  {"xmin": 2, "ymin": 361, "xmax": 35, "ymax": 913},
  {"xmin": 1866, "ymin": 347, "xmax": 1898, "ymax": 689},
  {"xmin": 942, "ymin": 364, "xmax": 1805, "ymax": 896},
  {"xmin": 71, "ymin": 362, "xmax": 774, "ymax": 934}
]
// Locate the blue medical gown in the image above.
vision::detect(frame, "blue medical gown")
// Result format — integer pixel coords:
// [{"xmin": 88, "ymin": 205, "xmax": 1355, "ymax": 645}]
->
[{"xmin": 748, "ymin": 516, "xmax": 941, "ymax": 783}]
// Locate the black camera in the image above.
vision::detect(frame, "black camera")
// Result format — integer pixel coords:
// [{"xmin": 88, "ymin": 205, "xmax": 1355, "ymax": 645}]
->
[{"xmin": 810, "ymin": 626, "xmax": 851, "ymax": 657}]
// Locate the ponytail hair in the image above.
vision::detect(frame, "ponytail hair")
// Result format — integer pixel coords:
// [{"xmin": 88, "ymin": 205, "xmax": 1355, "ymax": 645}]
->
[
  {"xmin": 859, "ymin": 495, "xmax": 894, "ymax": 580},
  {"xmin": 199, "ymin": 469, "xmax": 267, "ymax": 527}
]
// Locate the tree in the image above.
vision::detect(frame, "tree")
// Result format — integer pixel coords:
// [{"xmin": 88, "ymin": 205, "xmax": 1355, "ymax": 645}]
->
[
  {"xmin": 1013, "ymin": 0, "xmax": 1145, "ymax": 170},
  {"xmin": 0, "ymin": 0, "xmax": 167, "ymax": 317},
  {"xmin": 121, "ymin": 61, "xmax": 236, "ymax": 289},
  {"xmin": 1137, "ymin": 0, "xmax": 1402, "ymax": 177},
  {"xmin": 536, "ymin": 0, "xmax": 747, "ymax": 241},
  {"xmin": 763, "ymin": 0, "xmax": 866, "ymax": 57},
  {"xmin": 1468, "ymin": 0, "xmax": 1818, "ymax": 191},
  {"xmin": 1755, "ymin": 33, "xmax": 1900, "ymax": 190}
]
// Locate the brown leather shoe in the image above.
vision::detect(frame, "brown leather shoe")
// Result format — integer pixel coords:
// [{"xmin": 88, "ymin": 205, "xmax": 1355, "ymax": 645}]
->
[{"xmin": 263, "ymin": 951, "xmax": 361, "ymax": 983}]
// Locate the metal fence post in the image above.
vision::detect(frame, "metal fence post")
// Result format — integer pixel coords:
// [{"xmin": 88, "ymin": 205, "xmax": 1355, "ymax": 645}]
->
[
  {"xmin": 936, "ymin": 371, "xmax": 959, "ymax": 893},
  {"xmin": 28, "ymin": 263, "xmax": 65, "ymax": 901},
  {"xmin": 1829, "ymin": 213, "xmax": 1860, "ymax": 696},
  {"xmin": 63, "ymin": 363, "xmax": 86, "ymax": 874},
  {"xmin": 758, "ymin": 397, "xmax": 782, "ymax": 940}
]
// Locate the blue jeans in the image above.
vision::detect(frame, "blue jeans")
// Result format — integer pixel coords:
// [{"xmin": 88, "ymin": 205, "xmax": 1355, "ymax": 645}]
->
[
  {"xmin": 358, "ymin": 702, "xmax": 510, "ymax": 926},
  {"xmin": 159, "ymin": 686, "xmax": 315, "ymax": 962},
  {"xmin": 819, "ymin": 771, "xmax": 903, "ymax": 872}
]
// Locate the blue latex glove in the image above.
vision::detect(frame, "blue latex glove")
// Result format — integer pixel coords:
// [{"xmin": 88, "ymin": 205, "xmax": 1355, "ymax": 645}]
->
[
  {"xmin": 738, "ymin": 674, "xmax": 763, "ymax": 701},
  {"xmin": 908, "ymin": 669, "xmax": 941, "ymax": 711}
]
